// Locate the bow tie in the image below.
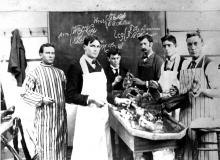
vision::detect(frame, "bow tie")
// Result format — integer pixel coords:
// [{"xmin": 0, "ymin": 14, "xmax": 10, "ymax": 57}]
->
[
  {"xmin": 142, "ymin": 54, "xmax": 149, "ymax": 63},
  {"xmin": 142, "ymin": 54, "xmax": 148, "ymax": 59},
  {"xmin": 92, "ymin": 59, "xmax": 98, "ymax": 64},
  {"xmin": 112, "ymin": 68, "xmax": 118, "ymax": 75}
]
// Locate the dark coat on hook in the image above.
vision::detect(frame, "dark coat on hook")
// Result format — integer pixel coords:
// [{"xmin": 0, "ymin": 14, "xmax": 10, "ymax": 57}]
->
[{"xmin": 8, "ymin": 29, "xmax": 27, "ymax": 86}]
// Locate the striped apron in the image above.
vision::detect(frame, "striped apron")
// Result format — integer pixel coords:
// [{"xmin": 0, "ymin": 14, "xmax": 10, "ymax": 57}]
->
[{"xmin": 179, "ymin": 58, "xmax": 218, "ymax": 160}]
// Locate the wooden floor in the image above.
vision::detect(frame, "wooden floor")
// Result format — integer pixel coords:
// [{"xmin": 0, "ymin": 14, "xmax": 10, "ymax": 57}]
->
[
  {"xmin": 1, "ymin": 147, "xmax": 73, "ymax": 160},
  {"xmin": 1, "ymin": 133, "xmax": 152, "ymax": 160}
]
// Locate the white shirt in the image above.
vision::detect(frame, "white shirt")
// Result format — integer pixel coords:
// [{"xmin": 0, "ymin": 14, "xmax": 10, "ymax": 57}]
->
[
  {"xmin": 110, "ymin": 65, "xmax": 119, "ymax": 75},
  {"xmin": 84, "ymin": 55, "xmax": 96, "ymax": 69}
]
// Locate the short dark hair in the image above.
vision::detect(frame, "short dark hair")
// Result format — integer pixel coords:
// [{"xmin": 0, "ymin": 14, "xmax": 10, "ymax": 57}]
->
[
  {"xmin": 138, "ymin": 34, "xmax": 153, "ymax": 43},
  {"xmin": 83, "ymin": 35, "xmax": 101, "ymax": 46},
  {"xmin": 39, "ymin": 43, "xmax": 55, "ymax": 54},
  {"xmin": 186, "ymin": 30, "xmax": 204, "ymax": 43},
  {"xmin": 161, "ymin": 34, "xmax": 177, "ymax": 46},
  {"xmin": 107, "ymin": 47, "xmax": 121, "ymax": 58}
]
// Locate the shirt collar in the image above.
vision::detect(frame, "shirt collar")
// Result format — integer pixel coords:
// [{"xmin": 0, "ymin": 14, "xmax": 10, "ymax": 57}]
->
[
  {"xmin": 40, "ymin": 62, "xmax": 53, "ymax": 67},
  {"xmin": 84, "ymin": 55, "xmax": 96, "ymax": 65},
  {"xmin": 193, "ymin": 55, "xmax": 203, "ymax": 64},
  {"xmin": 110, "ymin": 65, "xmax": 119, "ymax": 70},
  {"xmin": 148, "ymin": 51, "xmax": 154, "ymax": 58},
  {"xmin": 166, "ymin": 53, "xmax": 178, "ymax": 62},
  {"xmin": 143, "ymin": 51, "xmax": 153, "ymax": 58}
]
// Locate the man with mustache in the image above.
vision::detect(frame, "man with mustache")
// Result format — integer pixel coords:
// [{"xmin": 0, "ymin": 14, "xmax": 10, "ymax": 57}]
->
[
  {"xmin": 133, "ymin": 34, "xmax": 164, "ymax": 97},
  {"xmin": 132, "ymin": 34, "xmax": 164, "ymax": 159}
]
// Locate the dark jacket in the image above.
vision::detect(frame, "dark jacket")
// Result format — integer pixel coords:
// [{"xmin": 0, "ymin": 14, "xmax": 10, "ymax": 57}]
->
[
  {"xmin": 65, "ymin": 60, "xmax": 115, "ymax": 105},
  {"xmin": 137, "ymin": 53, "xmax": 164, "ymax": 90},
  {"xmin": 8, "ymin": 29, "xmax": 27, "ymax": 86},
  {"xmin": 104, "ymin": 64, "xmax": 128, "ymax": 92}
]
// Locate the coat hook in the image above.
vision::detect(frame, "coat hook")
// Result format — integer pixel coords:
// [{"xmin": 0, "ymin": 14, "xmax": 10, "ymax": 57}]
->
[
  {"xmin": 166, "ymin": 28, "xmax": 170, "ymax": 35},
  {"xmin": 42, "ymin": 29, "xmax": 46, "ymax": 35},
  {"xmin": 29, "ymin": 28, "xmax": 32, "ymax": 35}
]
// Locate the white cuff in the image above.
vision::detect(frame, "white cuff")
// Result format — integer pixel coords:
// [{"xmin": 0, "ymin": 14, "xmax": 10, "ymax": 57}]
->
[{"xmin": 146, "ymin": 81, "xmax": 149, "ymax": 87}]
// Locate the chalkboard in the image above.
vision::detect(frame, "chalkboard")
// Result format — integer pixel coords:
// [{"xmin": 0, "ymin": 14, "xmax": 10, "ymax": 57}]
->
[{"xmin": 49, "ymin": 11, "xmax": 165, "ymax": 75}]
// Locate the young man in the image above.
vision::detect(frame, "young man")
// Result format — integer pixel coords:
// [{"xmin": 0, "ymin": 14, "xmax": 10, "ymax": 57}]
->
[
  {"xmin": 104, "ymin": 47, "xmax": 128, "ymax": 92},
  {"xmin": 133, "ymin": 34, "xmax": 164, "ymax": 91},
  {"xmin": 65, "ymin": 35, "xmax": 130, "ymax": 160},
  {"xmin": 158, "ymin": 34, "xmax": 184, "ymax": 98},
  {"xmin": 21, "ymin": 43, "xmax": 67, "ymax": 160},
  {"xmin": 178, "ymin": 31, "xmax": 220, "ymax": 160},
  {"xmin": 151, "ymin": 35, "xmax": 185, "ymax": 160}
]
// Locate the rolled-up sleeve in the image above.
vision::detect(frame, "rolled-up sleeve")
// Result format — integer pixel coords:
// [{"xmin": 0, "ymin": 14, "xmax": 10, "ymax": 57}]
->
[{"xmin": 21, "ymin": 74, "xmax": 43, "ymax": 107}]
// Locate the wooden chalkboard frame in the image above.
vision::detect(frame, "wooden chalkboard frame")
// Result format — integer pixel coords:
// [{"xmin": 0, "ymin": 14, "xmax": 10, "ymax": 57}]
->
[{"xmin": 49, "ymin": 11, "xmax": 166, "ymax": 74}]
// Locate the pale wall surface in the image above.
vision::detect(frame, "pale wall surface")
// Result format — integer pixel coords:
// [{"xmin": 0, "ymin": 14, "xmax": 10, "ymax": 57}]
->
[
  {"xmin": 0, "ymin": 0, "xmax": 220, "ymax": 11},
  {"xmin": 167, "ymin": 11, "xmax": 220, "ymax": 55}
]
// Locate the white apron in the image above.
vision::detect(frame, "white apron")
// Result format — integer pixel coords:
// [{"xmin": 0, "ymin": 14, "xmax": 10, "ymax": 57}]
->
[
  {"xmin": 159, "ymin": 59, "xmax": 180, "ymax": 121},
  {"xmin": 71, "ymin": 55, "xmax": 112, "ymax": 160},
  {"xmin": 153, "ymin": 63, "xmax": 180, "ymax": 160},
  {"xmin": 159, "ymin": 70, "xmax": 179, "ymax": 97}
]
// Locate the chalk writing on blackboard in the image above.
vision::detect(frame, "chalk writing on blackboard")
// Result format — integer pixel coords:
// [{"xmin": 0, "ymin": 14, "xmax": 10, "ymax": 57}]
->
[
  {"xmin": 49, "ymin": 11, "xmax": 165, "ymax": 73},
  {"xmin": 93, "ymin": 13, "xmax": 130, "ymax": 30},
  {"xmin": 113, "ymin": 24, "xmax": 160, "ymax": 42},
  {"xmin": 58, "ymin": 24, "xmax": 97, "ymax": 45},
  {"xmin": 57, "ymin": 12, "xmax": 161, "ymax": 52}
]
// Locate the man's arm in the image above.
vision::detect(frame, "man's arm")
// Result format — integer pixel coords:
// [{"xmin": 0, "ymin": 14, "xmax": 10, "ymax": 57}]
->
[
  {"xmin": 65, "ymin": 63, "xmax": 88, "ymax": 105},
  {"xmin": 21, "ymin": 73, "xmax": 45, "ymax": 107},
  {"xmin": 203, "ymin": 62, "xmax": 220, "ymax": 98},
  {"xmin": 154, "ymin": 54, "xmax": 164, "ymax": 81},
  {"xmin": 191, "ymin": 62, "xmax": 220, "ymax": 98}
]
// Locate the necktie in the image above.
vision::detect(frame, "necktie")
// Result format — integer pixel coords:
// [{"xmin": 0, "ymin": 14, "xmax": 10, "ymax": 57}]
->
[
  {"xmin": 142, "ymin": 54, "xmax": 148, "ymax": 63},
  {"xmin": 92, "ymin": 59, "xmax": 98, "ymax": 68},
  {"xmin": 143, "ymin": 54, "xmax": 148, "ymax": 59},
  {"xmin": 166, "ymin": 60, "xmax": 173, "ymax": 70},
  {"xmin": 114, "ymin": 69, "xmax": 119, "ymax": 76},
  {"xmin": 92, "ymin": 59, "xmax": 97, "ymax": 65},
  {"xmin": 190, "ymin": 60, "xmax": 196, "ymax": 69}
]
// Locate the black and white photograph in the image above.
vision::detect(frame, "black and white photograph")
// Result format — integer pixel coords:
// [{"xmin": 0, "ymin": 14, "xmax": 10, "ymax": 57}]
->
[{"xmin": 1, "ymin": 1, "xmax": 220, "ymax": 160}]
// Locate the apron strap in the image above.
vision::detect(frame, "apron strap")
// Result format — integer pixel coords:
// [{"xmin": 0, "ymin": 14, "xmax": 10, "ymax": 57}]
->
[
  {"xmin": 201, "ymin": 55, "xmax": 206, "ymax": 70},
  {"xmin": 79, "ymin": 55, "xmax": 89, "ymax": 74}
]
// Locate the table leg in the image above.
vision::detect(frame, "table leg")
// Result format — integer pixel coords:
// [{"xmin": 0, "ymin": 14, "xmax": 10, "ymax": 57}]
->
[{"xmin": 133, "ymin": 152, "xmax": 145, "ymax": 160}]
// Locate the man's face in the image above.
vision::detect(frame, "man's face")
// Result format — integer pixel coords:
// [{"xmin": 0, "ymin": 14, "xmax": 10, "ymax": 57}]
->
[
  {"xmin": 84, "ymin": 40, "xmax": 101, "ymax": 59},
  {"xmin": 186, "ymin": 35, "xmax": 203, "ymax": 58},
  {"xmin": 140, "ymin": 38, "xmax": 152, "ymax": 54},
  {"xmin": 40, "ymin": 46, "xmax": 55, "ymax": 65},
  {"xmin": 109, "ymin": 54, "xmax": 121, "ymax": 68},
  {"xmin": 162, "ymin": 40, "xmax": 176, "ymax": 57}
]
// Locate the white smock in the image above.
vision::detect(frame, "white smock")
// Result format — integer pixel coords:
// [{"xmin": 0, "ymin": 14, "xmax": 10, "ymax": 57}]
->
[{"xmin": 71, "ymin": 55, "xmax": 112, "ymax": 160}]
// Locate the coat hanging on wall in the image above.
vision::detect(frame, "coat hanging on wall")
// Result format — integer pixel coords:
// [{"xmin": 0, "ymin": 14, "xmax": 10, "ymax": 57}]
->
[{"xmin": 8, "ymin": 29, "xmax": 27, "ymax": 86}]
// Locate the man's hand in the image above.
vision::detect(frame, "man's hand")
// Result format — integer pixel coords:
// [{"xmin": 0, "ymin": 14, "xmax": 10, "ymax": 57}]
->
[
  {"xmin": 42, "ymin": 97, "xmax": 55, "ymax": 105},
  {"xmin": 112, "ymin": 75, "xmax": 122, "ymax": 86},
  {"xmin": 132, "ymin": 77, "xmax": 145, "ymax": 86},
  {"xmin": 149, "ymin": 80, "xmax": 159, "ymax": 89},
  {"xmin": 189, "ymin": 88, "xmax": 204, "ymax": 98},
  {"xmin": 87, "ymin": 96, "xmax": 106, "ymax": 108},
  {"xmin": 169, "ymin": 85, "xmax": 179, "ymax": 96}
]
